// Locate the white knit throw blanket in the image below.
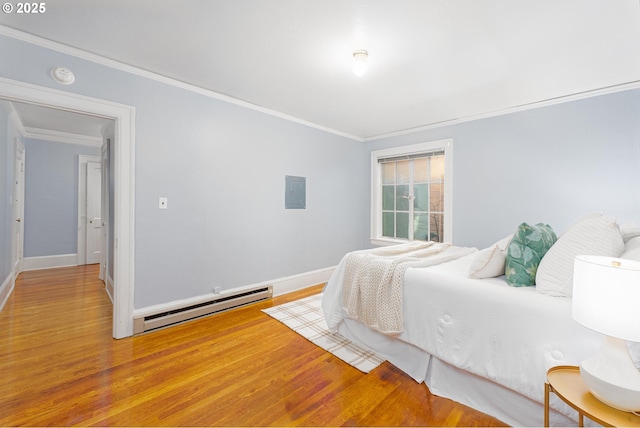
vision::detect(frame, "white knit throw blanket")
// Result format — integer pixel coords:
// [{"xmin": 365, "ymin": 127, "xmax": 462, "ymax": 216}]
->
[{"xmin": 342, "ymin": 241, "xmax": 475, "ymax": 335}]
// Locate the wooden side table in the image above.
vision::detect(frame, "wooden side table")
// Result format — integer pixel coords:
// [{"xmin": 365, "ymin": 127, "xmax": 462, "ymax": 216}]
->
[{"xmin": 545, "ymin": 365, "xmax": 640, "ymax": 427}]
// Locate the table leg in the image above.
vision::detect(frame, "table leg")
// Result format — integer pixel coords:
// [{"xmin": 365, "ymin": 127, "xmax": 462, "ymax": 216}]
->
[{"xmin": 544, "ymin": 382, "xmax": 550, "ymax": 427}]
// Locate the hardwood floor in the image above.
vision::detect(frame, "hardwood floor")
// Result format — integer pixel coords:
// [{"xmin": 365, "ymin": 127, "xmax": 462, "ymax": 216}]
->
[{"xmin": 0, "ymin": 265, "xmax": 507, "ymax": 427}]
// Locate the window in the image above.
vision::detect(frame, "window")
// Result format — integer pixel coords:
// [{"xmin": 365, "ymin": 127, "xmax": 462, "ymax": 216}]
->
[{"xmin": 370, "ymin": 139, "xmax": 452, "ymax": 246}]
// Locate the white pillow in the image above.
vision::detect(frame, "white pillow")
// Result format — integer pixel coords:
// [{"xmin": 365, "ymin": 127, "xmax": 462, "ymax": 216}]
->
[
  {"xmin": 536, "ymin": 213, "xmax": 625, "ymax": 297},
  {"xmin": 620, "ymin": 236, "xmax": 640, "ymax": 262},
  {"xmin": 620, "ymin": 222, "xmax": 640, "ymax": 243},
  {"xmin": 628, "ymin": 341, "xmax": 640, "ymax": 370},
  {"xmin": 468, "ymin": 234, "xmax": 512, "ymax": 279}
]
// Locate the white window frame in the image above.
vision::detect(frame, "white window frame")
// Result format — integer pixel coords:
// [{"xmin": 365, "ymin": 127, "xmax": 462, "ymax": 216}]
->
[{"xmin": 370, "ymin": 139, "xmax": 453, "ymax": 246}]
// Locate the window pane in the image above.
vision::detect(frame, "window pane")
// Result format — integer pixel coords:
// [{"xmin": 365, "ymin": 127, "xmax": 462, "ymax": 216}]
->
[
  {"xmin": 430, "ymin": 182, "xmax": 444, "ymax": 212},
  {"xmin": 396, "ymin": 185, "xmax": 409, "ymax": 211},
  {"xmin": 413, "ymin": 183, "xmax": 429, "ymax": 211},
  {"xmin": 374, "ymin": 144, "xmax": 448, "ymax": 244},
  {"xmin": 413, "ymin": 214, "xmax": 429, "ymax": 241},
  {"xmin": 382, "ymin": 185, "xmax": 394, "ymax": 210},
  {"xmin": 382, "ymin": 212, "xmax": 394, "ymax": 237},
  {"xmin": 430, "ymin": 155, "xmax": 445, "ymax": 181},
  {"xmin": 430, "ymin": 213, "xmax": 444, "ymax": 242},
  {"xmin": 396, "ymin": 160, "xmax": 410, "ymax": 184},
  {"xmin": 382, "ymin": 163, "xmax": 395, "ymax": 185},
  {"xmin": 413, "ymin": 158, "xmax": 428, "ymax": 182},
  {"xmin": 396, "ymin": 213, "xmax": 409, "ymax": 239}
]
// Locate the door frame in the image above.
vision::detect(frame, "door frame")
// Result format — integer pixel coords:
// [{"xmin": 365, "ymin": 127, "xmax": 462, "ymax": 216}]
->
[
  {"xmin": 77, "ymin": 155, "xmax": 101, "ymax": 266},
  {"xmin": 0, "ymin": 76, "xmax": 136, "ymax": 339},
  {"xmin": 13, "ymin": 138, "xmax": 25, "ymax": 275}
]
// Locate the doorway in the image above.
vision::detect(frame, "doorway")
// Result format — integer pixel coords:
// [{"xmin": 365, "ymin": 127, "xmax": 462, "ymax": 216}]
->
[
  {"xmin": 0, "ymin": 77, "xmax": 135, "ymax": 339},
  {"xmin": 78, "ymin": 155, "xmax": 103, "ymax": 267}
]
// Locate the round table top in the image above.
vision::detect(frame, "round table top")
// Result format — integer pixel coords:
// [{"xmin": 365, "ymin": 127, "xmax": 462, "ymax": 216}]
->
[{"xmin": 547, "ymin": 365, "xmax": 640, "ymax": 427}]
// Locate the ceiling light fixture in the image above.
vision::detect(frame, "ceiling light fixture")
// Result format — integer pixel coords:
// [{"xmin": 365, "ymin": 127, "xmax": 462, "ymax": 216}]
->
[{"xmin": 352, "ymin": 50, "xmax": 368, "ymax": 77}]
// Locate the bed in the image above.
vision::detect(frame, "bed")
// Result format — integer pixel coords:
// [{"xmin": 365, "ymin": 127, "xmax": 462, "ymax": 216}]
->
[{"xmin": 322, "ymin": 213, "xmax": 639, "ymax": 426}]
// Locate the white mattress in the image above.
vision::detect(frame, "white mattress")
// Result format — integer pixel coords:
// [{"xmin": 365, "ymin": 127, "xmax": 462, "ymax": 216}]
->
[{"xmin": 322, "ymin": 251, "xmax": 605, "ymax": 426}]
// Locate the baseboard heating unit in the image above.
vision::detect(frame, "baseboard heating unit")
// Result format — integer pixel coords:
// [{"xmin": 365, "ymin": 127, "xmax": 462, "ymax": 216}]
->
[{"xmin": 133, "ymin": 285, "xmax": 273, "ymax": 334}]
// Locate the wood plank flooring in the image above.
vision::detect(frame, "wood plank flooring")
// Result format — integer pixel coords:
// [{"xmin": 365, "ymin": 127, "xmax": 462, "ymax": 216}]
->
[{"xmin": 0, "ymin": 265, "xmax": 507, "ymax": 426}]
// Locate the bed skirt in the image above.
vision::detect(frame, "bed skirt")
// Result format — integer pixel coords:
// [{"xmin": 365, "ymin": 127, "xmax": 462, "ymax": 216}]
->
[{"xmin": 336, "ymin": 317, "xmax": 582, "ymax": 427}]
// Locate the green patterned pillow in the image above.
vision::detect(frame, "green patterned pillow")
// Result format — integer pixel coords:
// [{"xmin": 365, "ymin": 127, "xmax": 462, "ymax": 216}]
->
[{"xmin": 505, "ymin": 223, "xmax": 557, "ymax": 287}]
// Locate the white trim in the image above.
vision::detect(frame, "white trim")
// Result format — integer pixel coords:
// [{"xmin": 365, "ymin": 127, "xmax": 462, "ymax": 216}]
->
[
  {"xmin": 217, "ymin": 265, "xmax": 335, "ymax": 298},
  {"xmin": 0, "ymin": 25, "xmax": 362, "ymax": 143},
  {"xmin": 24, "ymin": 127, "xmax": 103, "ymax": 147},
  {"xmin": 0, "ymin": 272, "xmax": 16, "ymax": 312},
  {"xmin": 105, "ymin": 274, "xmax": 114, "ymax": 303},
  {"xmin": 77, "ymin": 155, "xmax": 101, "ymax": 266},
  {"xmin": 13, "ymin": 138, "xmax": 25, "ymax": 275},
  {"xmin": 2, "ymin": 101, "xmax": 27, "ymax": 137},
  {"xmin": 364, "ymin": 80, "xmax": 640, "ymax": 141},
  {"xmin": 133, "ymin": 265, "xmax": 336, "ymax": 319},
  {"xmin": 370, "ymin": 139, "xmax": 453, "ymax": 244},
  {"xmin": 0, "ymin": 76, "xmax": 136, "ymax": 339},
  {"xmin": 370, "ymin": 238, "xmax": 410, "ymax": 247},
  {"xmin": 22, "ymin": 254, "xmax": 78, "ymax": 271},
  {"xmin": 3, "ymin": 26, "xmax": 639, "ymax": 144},
  {"xmin": 99, "ymin": 140, "xmax": 109, "ymax": 282},
  {"xmin": 3, "ymin": 26, "xmax": 638, "ymax": 143},
  {"xmin": 269, "ymin": 265, "xmax": 335, "ymax": 297}
]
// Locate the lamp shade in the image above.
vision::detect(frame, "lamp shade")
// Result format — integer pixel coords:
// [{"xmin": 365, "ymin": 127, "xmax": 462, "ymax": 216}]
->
[
  {"xmin": 573, "ymin": 255, "xmax": 640, "ymax": 411},
  {"xmin": 572, "ymin": 255, "xmax": 640, "ymax": 342}
]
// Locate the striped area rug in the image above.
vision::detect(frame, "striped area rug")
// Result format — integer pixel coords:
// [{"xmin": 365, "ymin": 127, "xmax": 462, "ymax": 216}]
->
[{"xmin": 262, "ymin": 293, "xmax": 384, "ymax": 373}]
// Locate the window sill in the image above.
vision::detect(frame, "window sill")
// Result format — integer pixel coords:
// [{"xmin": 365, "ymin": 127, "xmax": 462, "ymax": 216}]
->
[{"xmin": 369, "ymin": 238, "xmax": 410, "ymax": 247}]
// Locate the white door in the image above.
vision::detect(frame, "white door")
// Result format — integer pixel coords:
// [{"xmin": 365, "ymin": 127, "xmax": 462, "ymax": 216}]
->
[
  {"xmin": 13, "ymin": 139, "xmax": 25, "ymax": 274},
  {"xmin": 99, "ymin": 141, "xmax": 109, "ymax": 281},
  {"xmin": 86, "ymin": 161, "xmax": 102, "ymax": 264}
]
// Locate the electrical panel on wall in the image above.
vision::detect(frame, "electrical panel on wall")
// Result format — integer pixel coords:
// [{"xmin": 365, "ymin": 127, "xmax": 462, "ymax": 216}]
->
[{"xmin": 285, "ymin": 175, "xmax": 306, "ymax": 209}]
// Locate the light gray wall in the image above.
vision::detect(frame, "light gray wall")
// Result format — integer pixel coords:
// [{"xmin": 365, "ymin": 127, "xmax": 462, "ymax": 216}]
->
[
  {"xmin": 0, "ymin": 35, "xmax": 369, "ymax": 308},
  {"xmin": 22, "ymin": 138, "xmax": 100, "ymax": 257},
  {"xmin": 131, "ymin": 90, "xmax": 368, "ymax": 305},
  {"xmin": 368, "ymin": 89, "xmax": 640, "ymax": 249},
  {"xmin": 4, "ymin": 33, "xmax": 638, "ymax": 311}
]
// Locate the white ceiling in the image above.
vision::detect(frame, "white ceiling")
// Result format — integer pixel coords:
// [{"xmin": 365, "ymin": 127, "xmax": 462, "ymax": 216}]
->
[{"xmin": 2, "ymin": 0, "xmax": 640, "ymax": 140}]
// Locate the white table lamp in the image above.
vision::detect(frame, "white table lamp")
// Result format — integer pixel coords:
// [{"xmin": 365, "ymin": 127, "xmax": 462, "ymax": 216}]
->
[{"xmin": 572, "ymin": 255, "xmax": 640, "ymax": 412}]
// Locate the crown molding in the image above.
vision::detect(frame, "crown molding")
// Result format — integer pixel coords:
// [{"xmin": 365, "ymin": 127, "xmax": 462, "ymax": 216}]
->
[
  {"xmin": 1, "ymin": 99, "xmax": 101, "ymax": 145},
  {"xmin": 3, "ymin": 25, "xmax": 637, "ymax": 144},
  {"xmin": 0, "ymin": 25, "xmax": 363, "ymax": 143},
  {"xmin": 364, "ymin": 80, "xmax": 640, "ymax": 142},
  {"xmin": 24, "ymin": 126, "xmax": 103, "ymax": 147}
]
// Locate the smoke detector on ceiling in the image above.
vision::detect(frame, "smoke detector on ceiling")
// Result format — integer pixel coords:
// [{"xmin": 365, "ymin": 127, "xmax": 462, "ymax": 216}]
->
[{"xmin": 50, "ymin": 67, "xmax": 75, "ymax": 85}]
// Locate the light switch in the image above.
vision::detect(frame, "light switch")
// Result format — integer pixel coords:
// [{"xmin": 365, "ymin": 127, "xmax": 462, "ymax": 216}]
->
[{"xmin": 159, "ymin": 197, "xmax": 168, "ymax": 209}]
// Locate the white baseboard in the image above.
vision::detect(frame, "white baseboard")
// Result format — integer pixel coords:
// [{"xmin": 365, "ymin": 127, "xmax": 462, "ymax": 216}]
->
[
  {"xmin": 105, "ymin": 274, "xmax": 114, "ymax": 303},
  {"xmin": 217, "ymin": 265, "xmax": 336, "ymax": 298},
  {"xmin": 269, "ymin": 266, "xmax": 335, "ymax": 296},
  {"xmin": 0, "ymin": 272, "xmax": 16, "ymax": 312},
  {"xmin": 22, "ymin": 254, "xmax": 78, "ymax": 271},
  {"xmin": 133, "ymin": 265, "xmax": 336, "ymax": 318}
]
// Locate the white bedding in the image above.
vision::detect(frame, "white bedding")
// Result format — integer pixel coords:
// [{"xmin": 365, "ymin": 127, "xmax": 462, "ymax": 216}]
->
[
  {"xmin": 323, "ymin": 251, "xmax": 605, "ymax": 426},
  {"xmin": 342, "ymin": 242, "xmax": 475, "ymax": 334}
]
